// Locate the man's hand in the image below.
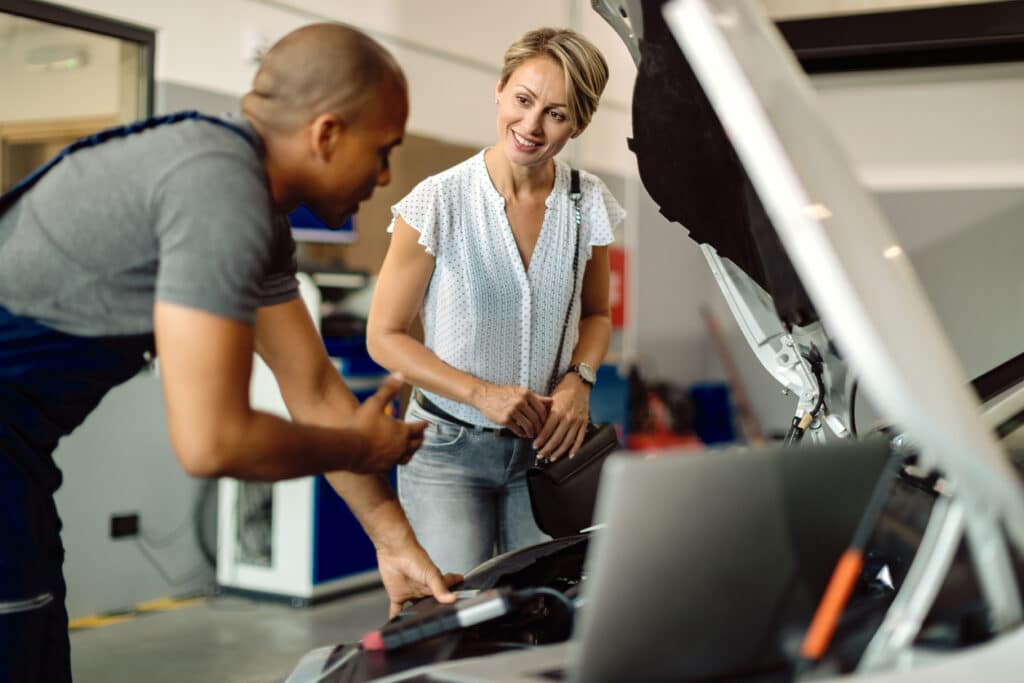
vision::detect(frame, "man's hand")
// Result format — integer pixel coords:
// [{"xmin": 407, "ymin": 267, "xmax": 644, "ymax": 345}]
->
[
  {"xmin": 472, "ymin": 384, "xmax": 552, "ymax": 438},
  {"xmin": 349, "ymin": 374, "xmax": 428, "ymax": 474},
  {"xmin": 376, "ymin": 538, "xmax": 463, "ymax": 618}
]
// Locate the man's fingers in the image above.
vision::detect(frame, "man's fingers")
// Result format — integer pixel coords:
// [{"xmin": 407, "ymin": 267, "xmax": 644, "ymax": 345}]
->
[
  {"xmin": 407, "ymin": 420, "xmax": 428, "ymax": 437},
  {"xmin": 427, "ymin": 570, "xmax": 459, "ymax": 604}
]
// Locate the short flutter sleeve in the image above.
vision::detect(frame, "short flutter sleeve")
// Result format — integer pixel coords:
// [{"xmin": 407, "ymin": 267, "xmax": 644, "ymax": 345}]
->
[
  {"xmin": 581, "ymin": 171, "xmax": 626, "ymax": 259},
  {"xmin": 388, "ymin": 175, "xmax": 446, "ymax": 257}
]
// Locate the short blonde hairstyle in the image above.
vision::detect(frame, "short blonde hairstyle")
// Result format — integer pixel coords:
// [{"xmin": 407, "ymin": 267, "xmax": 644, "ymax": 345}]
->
[{"xmin": 500, "ymin": 28, "xmax": 609, "ymax": 131}]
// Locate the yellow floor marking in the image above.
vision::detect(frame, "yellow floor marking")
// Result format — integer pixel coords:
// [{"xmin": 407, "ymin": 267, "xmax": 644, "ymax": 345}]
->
[
  {"xmin": 68, "ymin": 614, "xmax": 135, "ymax": 629},
  {"xmin": 69, "ymin": 595, "xmax": 204, "ymax": 631}
]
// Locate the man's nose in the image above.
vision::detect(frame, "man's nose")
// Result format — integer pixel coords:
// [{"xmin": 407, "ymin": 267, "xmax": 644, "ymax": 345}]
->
[{"xmin": 377, "ymin": 166, "xmax": 392, "ymax": 187}]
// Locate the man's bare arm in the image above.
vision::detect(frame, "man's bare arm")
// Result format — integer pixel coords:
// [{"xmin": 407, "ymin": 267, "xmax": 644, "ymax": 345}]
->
[
  {"xmin": 155, "ymin": 300, "xmax": 420, "ymax": 479},
  {"xmin": 252, "ymin": 297, "xmax": 415, "ymax": 545},
  {"xmin": 253, "ymin": 297, "xmax": 459, "ymax": 613}
]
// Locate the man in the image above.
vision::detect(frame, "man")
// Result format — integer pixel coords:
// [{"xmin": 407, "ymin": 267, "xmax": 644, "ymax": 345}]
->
[{"xmin": 0, "ymin": 23, "xmax": 460, "ymax": 683}]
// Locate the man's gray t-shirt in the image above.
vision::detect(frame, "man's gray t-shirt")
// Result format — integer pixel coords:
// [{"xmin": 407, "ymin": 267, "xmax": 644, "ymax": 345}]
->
[{"xmin": 0, "ymin": 115, "xmax": 298, "ymax": 337}]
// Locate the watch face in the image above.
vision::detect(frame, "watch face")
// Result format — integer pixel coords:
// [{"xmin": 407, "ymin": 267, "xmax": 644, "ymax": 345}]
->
[{"xmin": 577, "ymin": 363, "xmax": 597, "ymax": 384}]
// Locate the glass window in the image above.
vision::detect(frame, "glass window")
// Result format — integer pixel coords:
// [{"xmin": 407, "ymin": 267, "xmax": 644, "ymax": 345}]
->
[{"xmin": 0, "ymin": 6, "xmax": 152, "ymax": 192}]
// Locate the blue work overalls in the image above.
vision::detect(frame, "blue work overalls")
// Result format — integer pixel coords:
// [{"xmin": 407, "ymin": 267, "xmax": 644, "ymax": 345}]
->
[{"xmin": 0, "ymin": 112, "xmax": 254, "ymax": 682}]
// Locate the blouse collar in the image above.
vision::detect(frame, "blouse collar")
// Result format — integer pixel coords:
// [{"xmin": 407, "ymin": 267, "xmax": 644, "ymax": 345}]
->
[{"xmin": 476, "ymin": 148, "xmax": 568, "ymax": 209}]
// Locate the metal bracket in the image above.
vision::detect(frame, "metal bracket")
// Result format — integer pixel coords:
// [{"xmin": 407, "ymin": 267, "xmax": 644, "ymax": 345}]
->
[
  {"xmin": 701, "ymin": 245, "xmax": 851, "ymax": 442},
  {"xmin": 591, "ymin": 0, "xmax": 644, "ymax": 65}
]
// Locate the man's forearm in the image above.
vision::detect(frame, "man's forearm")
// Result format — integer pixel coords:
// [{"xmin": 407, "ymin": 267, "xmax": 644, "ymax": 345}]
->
[
  {"xmin": 287, "ymin": 370, "xmax": 416, "ymax": 550},
  {"xmin": 199, "ymin": 409, "xmax": 365, "ymax": 480},
  {"xmin": 325, "ymin": 471, "xmax": 414, "ymax": 551}
]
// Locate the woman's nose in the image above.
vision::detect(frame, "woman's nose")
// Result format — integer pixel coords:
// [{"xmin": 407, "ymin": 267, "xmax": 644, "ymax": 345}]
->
[{"xmin": 524, "ymin": 107, "xmax": 544, "ymax": 133}]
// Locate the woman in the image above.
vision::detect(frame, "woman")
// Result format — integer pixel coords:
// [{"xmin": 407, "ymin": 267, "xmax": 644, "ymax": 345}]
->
[{"xmin": 367, "ymin": 27, "xmax": 625, "ymax": 574}]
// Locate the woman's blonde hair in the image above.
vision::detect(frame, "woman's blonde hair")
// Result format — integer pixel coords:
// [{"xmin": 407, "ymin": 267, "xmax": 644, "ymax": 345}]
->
[{"xmin": 500, "ymin": 28, "xmax": 609, "ymax": 132}]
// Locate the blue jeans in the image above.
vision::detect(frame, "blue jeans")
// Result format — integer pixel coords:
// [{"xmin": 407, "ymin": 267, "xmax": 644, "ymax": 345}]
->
[{"xmin": 398, "ymin": 401, "xmax": 549, "ymax": 575}]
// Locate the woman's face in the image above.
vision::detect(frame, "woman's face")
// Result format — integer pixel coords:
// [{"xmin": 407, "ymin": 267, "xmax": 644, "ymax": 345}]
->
[{"xmin": 495, "ymin": 56, "xmax": 578, "ymax": 169}]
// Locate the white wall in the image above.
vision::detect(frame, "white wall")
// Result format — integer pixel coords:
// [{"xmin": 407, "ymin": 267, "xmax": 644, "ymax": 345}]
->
[
  {"xmin": 815, "ymin": 62, "xmax": 1024, "ymax": 192},
  {"xmin": 49, "ymin": 0, "xmax": 638, "ymax": 178},
  {"xmin": 54, "ymin": 371, "xmax": 214, "ymax": 619}
]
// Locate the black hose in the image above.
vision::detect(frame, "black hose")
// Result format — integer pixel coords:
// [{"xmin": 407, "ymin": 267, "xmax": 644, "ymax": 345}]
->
[{"xmin": 849, "ymin": 380, "xmax": 859, "ymax": 438}]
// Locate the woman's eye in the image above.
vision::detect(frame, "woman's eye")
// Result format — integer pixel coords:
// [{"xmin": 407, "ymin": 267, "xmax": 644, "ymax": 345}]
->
[
  {"xmin": 549, "ymin": 111, "xmax": 566, "ymax": 122},
  {"xmin": 516, "ymin": 96, "xmax": 529, "ymax": 105}
]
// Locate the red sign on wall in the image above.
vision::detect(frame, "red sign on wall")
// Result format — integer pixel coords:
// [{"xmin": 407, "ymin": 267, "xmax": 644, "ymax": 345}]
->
[{"xmin": 608, "ymin": 246, "xmax": 628, "ymax": 329}]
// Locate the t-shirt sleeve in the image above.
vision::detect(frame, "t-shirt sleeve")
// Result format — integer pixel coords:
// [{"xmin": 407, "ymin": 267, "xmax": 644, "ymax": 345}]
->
[
  {"xmin": 388, "ymin": 176, "xmax": 443, "ymax": 256},
  {"xmin": 582, "ymin": 173, "xmax": 626, "ymax": 259},
  {"xmin": 152, "ymin": 151, "xmax": 278, "ymax": 323}
]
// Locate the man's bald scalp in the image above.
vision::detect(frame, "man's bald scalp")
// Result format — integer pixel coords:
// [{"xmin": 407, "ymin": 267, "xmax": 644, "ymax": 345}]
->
[{"xmin": 242, "ymin": 23, "xmax": 406, "ymax": 134}]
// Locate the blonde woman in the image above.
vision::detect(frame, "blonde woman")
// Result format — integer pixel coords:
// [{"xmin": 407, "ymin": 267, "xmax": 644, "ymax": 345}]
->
[{"xmin": 368, "ymin": 28, "xmax": 625, "ymax": 574}]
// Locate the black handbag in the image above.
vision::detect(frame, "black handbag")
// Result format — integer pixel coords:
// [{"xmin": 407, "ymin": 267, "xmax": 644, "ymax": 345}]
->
[{"xmin": 527, "ymin": 168, "xmax": 621, "ymax": 538}]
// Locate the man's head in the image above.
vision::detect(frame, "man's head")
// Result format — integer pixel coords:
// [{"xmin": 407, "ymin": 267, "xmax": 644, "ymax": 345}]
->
[{"xmin": 242, "ymin": 23, "xmax": 408, "ymax": 226}]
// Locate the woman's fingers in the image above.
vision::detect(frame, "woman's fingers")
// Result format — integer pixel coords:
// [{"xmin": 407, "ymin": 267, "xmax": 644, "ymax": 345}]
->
[
  {"xmin": 570, "ymin": 423, "xmax": 587, "ymax": 458},
  {"xmin": 549, "ymin": 421, "xmax": 581, "ymax": 462},
  {"xmin": 518, "ymin": 399, "xmax": 545, "ymax": 436},
  {"xmin": 538, "ymin": 418, "xmax": 573, "ymax": 461}
]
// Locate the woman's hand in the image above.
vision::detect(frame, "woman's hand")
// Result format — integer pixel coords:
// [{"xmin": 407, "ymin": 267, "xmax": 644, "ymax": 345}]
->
[
  {"xmin": 472, "ymin": 384, "xmax": 552, "ymax": 438},
  {"xmin": 534, "ymin": 374, "xmax": 590, "ymax": 462}
]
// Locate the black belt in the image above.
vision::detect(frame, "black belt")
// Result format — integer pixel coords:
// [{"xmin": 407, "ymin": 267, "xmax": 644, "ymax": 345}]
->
[{"xmin": 413, "ymin": 390, "xmax": 518, "ymax": 438}]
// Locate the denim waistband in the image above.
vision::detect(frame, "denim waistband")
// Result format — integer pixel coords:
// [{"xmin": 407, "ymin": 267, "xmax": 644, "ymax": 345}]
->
[{"xmin": 413, "ymin": 390, "xmax": 518, "ymax": 438}]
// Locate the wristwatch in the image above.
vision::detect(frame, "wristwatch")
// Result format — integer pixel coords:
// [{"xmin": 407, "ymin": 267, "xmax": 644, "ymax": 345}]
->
[{"xmin": 567, "ymin": 362, "xmax": 597, "ymax": 386}]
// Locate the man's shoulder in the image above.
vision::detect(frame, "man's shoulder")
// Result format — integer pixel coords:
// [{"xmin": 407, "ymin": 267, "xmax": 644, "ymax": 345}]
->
[{"xmin": 136, "ymin": 115, "xmax": 261, "ymax": 170}]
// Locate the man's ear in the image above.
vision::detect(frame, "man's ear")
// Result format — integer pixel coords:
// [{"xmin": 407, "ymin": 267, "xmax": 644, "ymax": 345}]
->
[{"xmin": 308, "ymin": 112, "xmax": 347, "ymax": 161}]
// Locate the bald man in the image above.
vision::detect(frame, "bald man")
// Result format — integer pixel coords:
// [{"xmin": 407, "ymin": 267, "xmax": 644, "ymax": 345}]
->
[{"xmin": 0, "ymin": 23, "xmax": 458, "ymax": 683}]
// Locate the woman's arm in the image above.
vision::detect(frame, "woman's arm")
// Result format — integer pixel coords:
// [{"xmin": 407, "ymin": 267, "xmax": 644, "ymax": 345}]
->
[
  {"xmin": 534, "ymin": 245, "xmax": 612, "ymax": 460},
  {"xmin": 367, "ymin": 215, "xmax": 550, "ymax": 437}
]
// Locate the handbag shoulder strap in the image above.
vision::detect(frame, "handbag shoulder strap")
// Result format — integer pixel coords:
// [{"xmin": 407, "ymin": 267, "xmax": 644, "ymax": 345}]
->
[{"xmin": 547, "ymin": 168, "xmax": 582, "ymax": 394}]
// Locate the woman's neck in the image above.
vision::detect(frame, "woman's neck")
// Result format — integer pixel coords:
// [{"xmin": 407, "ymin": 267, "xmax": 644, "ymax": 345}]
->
[{"xmin": 484, "ymin": 147, "xmax": 554, "ymax": 202}]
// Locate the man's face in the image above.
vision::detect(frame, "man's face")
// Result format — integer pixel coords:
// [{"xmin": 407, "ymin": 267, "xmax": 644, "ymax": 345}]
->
[{"xmin": 307, "ymin": 84, "xmax": 408, "ymax": 227}]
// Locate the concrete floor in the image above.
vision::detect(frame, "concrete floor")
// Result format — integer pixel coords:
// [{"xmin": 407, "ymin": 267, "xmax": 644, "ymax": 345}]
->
[{"xmin": 70, "ymin": 587, "xmax": 390, "ymax": 683}]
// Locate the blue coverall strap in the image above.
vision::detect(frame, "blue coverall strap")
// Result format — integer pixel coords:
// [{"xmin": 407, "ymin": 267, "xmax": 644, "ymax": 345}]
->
[{"xmin": 0, "ymin": 110, "xmax": 257, "ymax": 214}]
